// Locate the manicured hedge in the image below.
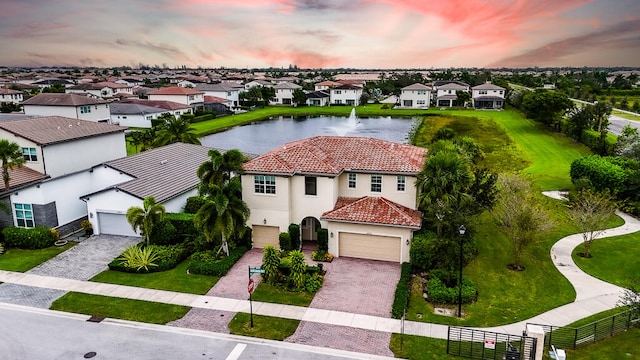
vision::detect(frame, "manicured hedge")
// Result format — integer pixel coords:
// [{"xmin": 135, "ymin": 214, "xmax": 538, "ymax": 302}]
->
[
  {"xmin": 570, "ymin": 155, "xmax": 629, "ymax": 192},
  {"xmin": 165, "ymin": 213, "xmax": 197, "ymax": 238},
  {"xmin": 184, "ymin": 196, "xmax": 206, "ymax": 214},
  {"xmin": 193, "ymin": 114, "xmax": 215, "ymax": 123},
  {"xmin": 149, "ymin": 220, "xmax": 177, "ymax": 245},
  {"xmin": 580, "ymin": 129, "xmax": 616, "ymax": 155},
  {"xmin": 288, "ymin": 223, "xmax": 300, "ymax": 250},
  {"xmin": 426, "ymin": 271, "xmax": 477, "ymax": 304},
  {"xmin": 2, "ymin": 226, "xmax": 56, "ymax": 249},
  {"xmin": 317, "ymin": 228, "xmax": 328, "ymax": 252},
  {"xmin": 187, "ymin": 246, "xmax": 248, "ymax": 276},
  {"xmin": 108, "ymin": 243, "xmax": 193, "ymax": 273},
  {"xmin": 279, "ymin": 232, "xmax": 291, "ymax": 252},
  {"xmin": 391, "ymin": 262, "xmax": 412, "ymax": 319}
]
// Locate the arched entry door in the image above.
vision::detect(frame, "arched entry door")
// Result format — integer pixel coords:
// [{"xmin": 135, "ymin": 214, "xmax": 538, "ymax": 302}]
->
[{"xmin": 300, "ymin": 216, "xmax": 321, "ymax": 250}]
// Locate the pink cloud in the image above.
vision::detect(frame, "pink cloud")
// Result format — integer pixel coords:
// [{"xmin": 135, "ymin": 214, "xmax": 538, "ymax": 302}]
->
[{"xmin": 245, "ymin": 48, "xmax": 343, "ymax": 68}]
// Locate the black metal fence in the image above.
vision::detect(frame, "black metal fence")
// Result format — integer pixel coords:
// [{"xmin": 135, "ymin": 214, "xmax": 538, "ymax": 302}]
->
[
  {"xmin": 447, "ymin": 326, "xmax": 537, "ymax": 360},
  {"xmin": 527, "ymin": 309, "xmax": 637, "ymax": 350}
]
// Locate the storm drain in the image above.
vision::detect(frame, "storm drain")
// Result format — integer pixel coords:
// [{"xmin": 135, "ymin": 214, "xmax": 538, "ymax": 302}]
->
[{"xmin": 86, "ymin": 315, "xmax": 105, "ymax": 323}]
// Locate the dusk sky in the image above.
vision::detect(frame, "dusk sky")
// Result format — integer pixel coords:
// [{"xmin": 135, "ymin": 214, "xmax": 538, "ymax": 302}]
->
[{"xmin": 2, "ymin": 0, "xmax": 639, "ymax": 69}]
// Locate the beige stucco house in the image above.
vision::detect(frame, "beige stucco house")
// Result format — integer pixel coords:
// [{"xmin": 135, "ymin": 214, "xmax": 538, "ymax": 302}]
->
[{"xmin": 242, "ymin": 136, "xmax": 427, "ymax": 263}]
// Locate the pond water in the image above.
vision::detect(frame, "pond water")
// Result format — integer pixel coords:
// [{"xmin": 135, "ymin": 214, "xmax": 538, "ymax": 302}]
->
[{"xmin": 200, "ymin": 114, "xmax": 419, "ymax": 155}]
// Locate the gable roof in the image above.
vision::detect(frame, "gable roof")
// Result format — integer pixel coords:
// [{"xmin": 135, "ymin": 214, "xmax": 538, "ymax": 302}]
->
[
  {"xmin": 109, "ymin": 103, "xmax": 167, "ymax": 116},
  {"xmin": 321, "ymin": 196, "xmax": 421, "ymax": 229},
  {"xmin": 1, "ymin": 167, "xmax": 49, "ymax": 193},
  {"xmin": 402, "ymin": 83, "xmax": 432, "ymax": 91},
  {"xmin": 472, "ymin": 83, "xmax": 505, "ymax": 91},
  {"xmin": 437, "ymin": 83, "xmax": 468, "ymax": 91},
  {"xmin": 0, "ymin": 116, "xmax": 126, "ymax": 146},
  {"xmin": 204, "ymin": 95, "xmax": 232, "ymax": 104},
  {"xmin": 195, "ymin": 83, "xmax": 242, "ymax": 92},
  {"xmin": 148, "ymin": 86, "xmax": 204, "ymax": 96},
  {"xmin": 333, "ymin": 84, "xmax": 362, "ymax": 90},
  {"xmin": 243, "ymin": 136, "xmax": 427, "ymax": 176},
  {"xmin": 120, "ymin": 99, "xmax": 191, "ymax": 111},
  {"xmin": 22, "ymin": 93, "xmax": 107, "ymax": 106},
  {"xmin": 306, "ymin": 90, "xmax": 330, "ymax": 99},
  {"xmin": 0, "ymin": 88, "xmax": 22, "ymax": 95},
  {"xmin": 274, "ymin": 82, "xmax": 302, "ymax": 90}
]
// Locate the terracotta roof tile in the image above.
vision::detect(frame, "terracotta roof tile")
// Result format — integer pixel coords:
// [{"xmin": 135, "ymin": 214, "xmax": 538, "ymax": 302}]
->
[
  {"xmin": 321, "ymin": 196, "xmax": 421, "ymax": 228},
  {"xmin": 0, "ymin": 116, "xmax": 126, "ymax": 145},
  {"xmin": 148, "ymin": 86, "xmax": 204, "ymax": 95},
  {"xmin": 22, "ymin": 93, "xmax": 107, "ymax": 106},
  {"xmin": 3, "ymin": 166, "xmax": 48, "ymax": 191}
]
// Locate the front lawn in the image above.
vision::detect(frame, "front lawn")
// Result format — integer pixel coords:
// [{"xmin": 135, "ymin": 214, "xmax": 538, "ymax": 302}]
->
[
  {"xmin": 561, "ymin": 328, "xmax": 639, "ymax": 360},
  {"xmin": 250, "ymin": 282, "xmax": 315, "ymax": 307},
  {"xmin": 0, "ymin": 243, "xmax": 75, "ymax": 272},
  {"xmin": 50, "ymin": 292, "xmax": 190, "ymax": 324},
  {"xmin": 90, "ymin": 260, "xmax": 218, "ymax": 294},
  {"xmin": 572, "ymin": 232, "xmax": 640, "ymax": 289},
  {"xmin": 389, "ymin": 333, "xmax": 454, "ymax": 360},
  {"xmin": 228, "ymin": 312, "xmax": 300, "ymax": 341}
]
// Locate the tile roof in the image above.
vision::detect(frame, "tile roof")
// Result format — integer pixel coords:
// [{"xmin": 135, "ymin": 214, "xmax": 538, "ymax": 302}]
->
[
  {"xmin": 243, "ymin": 136, "xmax": 427, "ymax": 175},
  {"xmin": 274, "ymin": 82, "xmax": 302, "ymax": 89},
  {"xmin": 148, "ymin": 86, "xmax": 204, "ymax": 95},
  {"xmin": 120, "ymin": 99, "xmax": 191, "ymax": 111},
  {"xmin": 22, "ymin": 93, "xmax": 108, "ymax": 106},
  {"xmin": 333, "ymin": 84, "xmax": 362, "ymax": 90},
  {"xmin": 100, "ymin": 143, "xmax": 213, "ymax": 202},
  {"xmin": 438, "ymin": 83, "xmax": 468, "ymax": 90},
  {"xmin": 0, "ymin": 116, "xmax": 126, "ymax": 145},
  {"xmin": 204, "ymin": 95, "xmax": 232, "ymax": 103},
  {"xmin": 195, "ymin": 83, "xmax": 241, "ymax": 92},
  {"xmin": 3, "ymin": 166, "xmax": 49, "ymax": 191},
  {"xmin": 109, "ymin": 103, "xmax": 167, "ymax": 115},
  {"xmin": 321, "ymin": 196, "xmax": 421, "ymax": 228},
  {"xmin": 0, "ymin": 88, "xmax": 22, "ymax": 95},
  {"xmin": 472, "ymin": 83, "xmax": 505, "ymax": 90},
  {"xmin": 402, "ymin": 83, "xmax": 432, "ymax": 91}
]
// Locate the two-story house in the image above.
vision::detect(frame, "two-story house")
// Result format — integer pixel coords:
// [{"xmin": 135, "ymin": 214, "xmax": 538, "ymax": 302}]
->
[
  {"xmin": 66, "ymin": 82, "xmax": 134, "ymax": 99},
  {"xmin": 272, "ymin": 82, "xmax": 302, "ymax": 105},
  {"xmin": 471, "ymin": 83, "xmax": 506, "ymax": 109},
  {"xmin": 195, "ymin": 83, "xmax": 243, "ymax": 107},
  {"xmin": 0, "ymin": 88, "xmax": 24, "ymax": 105},
  {"xmin": 22, "ymin": 93, "xmax": 110, "ymax": 122},
  {"xmin": 148, "ymin": 87, "xmax": 205, "ymax": 108},
  {"xmin": 399, "ymin": 83, "xmax": 432, "ymax": 109},
  {"xmin": 314, "ymin": 80, "xmax": 340, "ymax": 91},
  {"xmin": 120, "ymin": 99, "xmax": 193, "ymax": 118},
  {"xmin": 433, "ymin": 81, "xmax": 470, "ymax": 107},
  {"xmin": 242, "ymin": 136, "xmax": 426, "ymax": 263},
  {"xmin": 109, "ymin": 103, "xmax": 167, "ymax": 128},
  {"xmin": 330, "ymin": 84, "xmax": 363, "ymax": 106}
]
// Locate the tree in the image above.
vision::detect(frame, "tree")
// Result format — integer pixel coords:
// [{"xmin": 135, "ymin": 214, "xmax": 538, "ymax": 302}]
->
[
  {"xmin": 261, "ymin": 86, "xmax": 276, "ymax": 104},
  {"xmin": 197, "ymin": 149, "xmax": 247, "ymax": 190},
  {"xmin": 521, "ymin": 90, "xmax": 572, "ymax": 131},
  {"xmin": 126, "ymin": 196, "xmax": 166, "ymax": 246},
  {"xmin": 617, "ymin": 281, "xmax": 640, "ymax": 326},
  {"xmin": 292, "ymin": 88, "xmax": 307, "ymax": 107},
  {"xmin": 616, "ymin": 125, "xmax": 640, "ymax": 162},
  {"xmin": 456, "ymin": 90, "xmax": 471, "ymax": 107},
  {"xmin": 566, "ymin": 104, "xmax": 594, "ymax": 141},
  {"xmin": 567, "ymin": 189, "xmax": 617, "ymax": 258},
  {"xmin": 154, "ymin": 115, "xmax": 201, "ymax": 146},
  {"xmin": 0, "ymin": 139, "xmax": 25, "ymax": 190},
  {"xmin": 493, "ymin": 174, "xmax": 553, "ymax": 270},
  {"xmin": 359, "ymin": 92, "xmax": 370, "ymax": 106}
]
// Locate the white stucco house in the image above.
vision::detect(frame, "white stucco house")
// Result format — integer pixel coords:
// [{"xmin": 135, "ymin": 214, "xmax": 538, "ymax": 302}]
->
[
  {"xmin": 195, "ymin": 83, "xmax": 243, "ymax": 107},
  {"xmin": 0, "ymin": 88, "xmax": 24, "ymax": 104},
  {"xmin": 66, "ymin": 82, "xmax": 134, "ymax": 99},
  {"xmin": 120, "ymin": 99, "xmax": 193, "ymax": 118},
  {"xmin": 471, "ymin": 83, "xmax": 506, "ymax": 109},
  {"xmin": 148, "ymin": 87, "xmax": 205, "ymax": 107},
  {"xmin": 330, "ymin": 84, "xmax": 363, "ymax": 106},
  {"xmin": 109, "ymin": 103, "xmax": 167, "ymax": 128},
  {"xmin": 22, "ymin": 93, "xmax": 110, "ymax": 122},
  {"xmin": 399, "ymin": 83, "xmax": 432, "ymax": 109},
  {"xmin": 433, "ymin": 81, "xmax": 470, "ymax": 107},
  {"xmin": 244, "ymin": 80, "xmax": 273, "ymax": 91},
  {"xmin": 306, "ymin": 90, "xmax": 330, "ymax": 106},
  {"xmin": 314, "ymin": 80, "xmax": 340, "ymax": 91},
  {"xmin": 242, "ymin": 136, "xmax": 426, "ymax": 263},
  {"xmin": 272, "ymin": 82, "xmax": 302, "ymax": 105}
]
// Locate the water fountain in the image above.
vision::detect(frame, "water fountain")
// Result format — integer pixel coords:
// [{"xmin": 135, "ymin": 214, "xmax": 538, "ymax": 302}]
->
[{"xmin": 329, "ymin": 108, "xmax": 361, "ymax": 136}]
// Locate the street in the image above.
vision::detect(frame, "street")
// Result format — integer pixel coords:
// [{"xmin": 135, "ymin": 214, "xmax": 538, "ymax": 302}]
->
[{"xmin": 0, "ymin": 304, "xmax": 393, "ymax": 360}]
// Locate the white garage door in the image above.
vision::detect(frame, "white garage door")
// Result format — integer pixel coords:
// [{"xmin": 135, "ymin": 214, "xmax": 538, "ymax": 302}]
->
[
  {"xmin": 97, "ymin": 212, "xmax": 139, "ymax": 237},
  {"xmin": 252, "ymin": 225, "xmax": 279, "ymax": 249},
  {"xmin": 339, "ymin": 232, "xmax": 401, "ymax": 262}
]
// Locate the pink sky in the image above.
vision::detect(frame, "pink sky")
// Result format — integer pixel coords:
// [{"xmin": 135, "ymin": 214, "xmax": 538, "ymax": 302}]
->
[{"xmin": 1, "ymin": 0, "xmax": 639, "ymax": 68}]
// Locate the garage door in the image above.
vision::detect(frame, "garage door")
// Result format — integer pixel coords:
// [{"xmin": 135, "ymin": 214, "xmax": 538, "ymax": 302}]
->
[
  {"xmin": 339, "ymin": 232, "xmax": 401, "ymax": 262},
  {"xmin": 252, "ymin": 225, "xmax": 280, "ymax": 249},
  {"xmin": 97, "ymin": 212, "xmax": 139, "ymax": 237}
]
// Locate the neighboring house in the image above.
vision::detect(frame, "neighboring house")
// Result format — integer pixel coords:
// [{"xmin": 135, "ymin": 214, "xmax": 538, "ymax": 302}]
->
[
  {"xmin": 203, "ymin": 96, "xmax": 232, "ymax": 114},
  {"xmin": 433, "ymin": 81, "xmax": 470, "ymax": 107},
  {"xmin": 242, "ymin": 136, "xmax": 426, "ymax": 263},
  {"xmin": 272, "ymin": 82, "xmax": 302, "ymax": 105},
  {"xmin": 0, "ymin": 88, "xmax": 24, "ymax": 104},
  {"xmin": 330, "ymin": 84, "xmax": 363, "ymax": 106},
  {"xmin": 31, "ymin": 78, "xmax": 75, "ymax": 90},
  {"xmin": 244, "ymin": 80, "xmax": 272, "ymax": 90},
  {"xmin": 195, "ymin": 83, "xmax": 243, "ymax": 107},
  {"xmin": 120, "ymin": 99, "xmax": 193, "ymax": 118},
  {"xmin": 115, "ymin": 78, "xmax": 144, "ymax": 87},
  {"xmin": 471, "ymin": 83, "xmax": 506, "ymax": 109},
  {"xmin": 148, "ymin": 86, "xmax": 205, "ymax": 107},
  {"xmin": 82, "ymin": 143, "xmax": 215, "ymax": 236},
  {"xmin": 314, "ymin": 80, "xmax": 340, "ymax": 91},
  {"xmin": 306, "ymin": 90, "xmax": 330, "ymax": 106},
  {"xmin": 109, "ymin": 103, "xmax": 167, "ymax": 128},
  {"xmin": 399, "ymin": 83, "xmax": 432, "ymax": 108},
  {"xmin": 22, "ymin": 93, "xmax": 110, "ymax": 122},
  {"xmin": 66, "ymin": 82, "xmax": 133, "ymax": 98}
]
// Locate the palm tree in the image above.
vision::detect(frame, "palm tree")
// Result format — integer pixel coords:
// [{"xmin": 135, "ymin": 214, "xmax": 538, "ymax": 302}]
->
[
  {"xmin": 126, "ymin": 196, "xmax": 166, "ymax": 246},
  {"xmin": 197, "ymin": 149, "xmax": 247, "ymax": 190},
  {"xmin": 195, "ymin": 178, "xmax": 249, "ymax": 255},
  {"xmin": 154, "ymin": 116, "xmax": 201, "ymax": 146},
  {"xmin": 417, "ymin": 150, "xmax": 472, "ymax": 209},
  {"xmin": 0, "ymin": 139, "xmax": 25, "ymax": 190}
]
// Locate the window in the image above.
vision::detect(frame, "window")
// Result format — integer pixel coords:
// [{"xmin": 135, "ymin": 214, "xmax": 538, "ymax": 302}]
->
[
  {"xmin": 22, "ymin": 147, "xmax": 37, "ymax": 161},
  {"xmin": 346, "ymin": 99, "xmax": 355, "ymax": 106},
  {"xmin": 417, "ymin": 91, "xmax": 426, "ymax": 95},
  {"xmin": 305, "ymin": 176, "xmax": 317, "ymax": 195},
  {"xmin": 499, "ymin": 90, "xmax": 504, "ymax": 95},
  {"xmin": 334, "ymin": 99, "xmax": 343, "ymax": 104},
  {"xmin": 348, "ymin": 173, "xmax": 356, "ymax": 189},
  {"xmin": 479, "ymin": 90, "xmax": 487, "ymax": 95},
  {"xmin": 254, "ymin": 175, "xmax": 276, "ymax": 194},
  {"xmin": 146, "ymin": 115, "xmax": 153, "ymax": 120},
  {"xmin": 417, "ymin": 100, "xmax": 425, "ymax": 105},
  {"xmin": 188, "ymin": 95, "xmax": 195, "ymax": 101},
  {"xmin": 397, "ymin": 175, "xmax": 406, "ymax": 192},
  {"xmin": 335, "ymin": 90, "xmax": 342, "ymax": 94},
  {"xmin": 14, "ymin": 203, "xmax": 34, "ymax": 228},
  {"xmin": 371, "ymin": 174, "xmax": 382, "ymax": 193},
  {"xmin": 80, "ymin": 106, "xmax": 91, "ymax": 113}
]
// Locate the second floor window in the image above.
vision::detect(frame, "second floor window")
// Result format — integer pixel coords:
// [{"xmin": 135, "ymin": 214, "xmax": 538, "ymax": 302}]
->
[
  {"xmin": 188, "ymin": 95, "xmax": 195, "ymax": 101},
  {"xmin": 348, "ymin": 173, "xmax": 356, "ymax": 189},
  {"xmin": 22, "ymin": 147, "xmax": 37, "ymax": 161},
  {"xmin": 305, "ymin": 176, "xmax": 317, "ymax": 195},
  {"xmin": 80, "ymin": 106, "xmax": 91, "ymax": 113},
  {"xmin": 397, "ymin": 175, "xmax": 406, "ymax": 192},
  {"xmin": 254, "ymin": 175, "xmax": 276, "ymax": 194},
  {"xmin": 371, "ymin": 174, "xmax": 382, "ymax": 193}
]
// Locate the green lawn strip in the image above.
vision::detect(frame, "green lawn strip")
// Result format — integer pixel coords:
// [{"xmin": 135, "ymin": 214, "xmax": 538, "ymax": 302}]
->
[
  {"xmin": 250, "ymin": 282, "xmax": 314, "ymax": 307},
  {"xmin": 566, "ymin": 306, "xmax": 631, "ymax": 328},
  {"xmin": 50, "ymin": 292, "xmax": 190, "ymax": 324},
  {"xmin": 90, "ymin": 260, "xmax": 218, "ymax": 294},
  {"xmin": 611, "ymin": 110, "xmax": 640, "ymax": 122},
  {"xmin": 389, "ymin": 333, "xmax": 455, "ymax": 360},
  {"xmin": 228, "ymin": 312, "xmax": 299, "ymax": 341},
  {"xmin": 572, "ymin": 232, "xmax": 640, "ymax": 289},
  {"xmin": 560, "ymin": 327, "xmax": 639, "ymax": 360},
  {"xmin": 0, "ymin": 243, "xmax": 75, "ymax": 272}
]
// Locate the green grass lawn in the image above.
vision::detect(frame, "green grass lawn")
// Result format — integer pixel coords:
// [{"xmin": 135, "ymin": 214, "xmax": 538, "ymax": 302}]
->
[
  {"xmin": 228, "ymin": 312, "xmax": 299, "ymax": 340},
  {"xmin": 572, "ymin": 232, "xmax": 640, "ymax": 289},
  {"xmin": 251, "ymin": 282, "xmax": 315, "ymax": 307},
  {"xmin": 0, "ymin": 243, "xmax": 75, "ymax": 272},
  {"xmin": 561, "ymin": 328, "xmax": 639, "ymax": 360},
  {"xmin": 389, "ymin": 334, "xmax": 454, "ymax": 360},
  {"xmin": 50, "ymin": 292, "xmax": 190, "ymax": 324},
  {"xmin": 612, "ymin": 109, "xmax": 640, "ymax": 121},
  {"xmin": 90, "ymin": 260, "xmax": 218, "ymax": 294}
]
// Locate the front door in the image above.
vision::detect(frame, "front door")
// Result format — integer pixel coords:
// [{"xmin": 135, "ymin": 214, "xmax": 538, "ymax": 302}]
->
[{"xmin": 301, "ymin": 217, "xmax": 320, "ymax": 241}]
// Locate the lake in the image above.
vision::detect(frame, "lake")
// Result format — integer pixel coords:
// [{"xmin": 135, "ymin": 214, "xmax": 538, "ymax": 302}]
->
[{"xmin": 200, "ymin": 115, "xmax": 419, "ymax": 154}]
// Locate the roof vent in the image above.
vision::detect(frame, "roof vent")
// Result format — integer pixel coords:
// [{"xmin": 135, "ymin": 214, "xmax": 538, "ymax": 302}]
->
[{"xmin": 160, "ymin": 160, "xmax": 168, "ymax": 165}]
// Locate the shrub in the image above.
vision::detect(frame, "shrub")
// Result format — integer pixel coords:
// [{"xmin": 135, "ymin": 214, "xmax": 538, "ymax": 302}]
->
[
  {"xmin": 2, "ymin": 226, "xmax": 55, "ymax": 249},
  {"xmin": 81, "ymin": 219, "xmax": 93, "ymax": 235},
  {"xmin": 278, "ymin": 232, "xmax": 292, "ymax": 252},
  {"xmin": 432, "ymin": 127, "xmax": 456, "ymax": 142},
  {"xmin": 262, "ymin": 245, "xmax": 281, "ymax": 284},
  {"xmin": 150, "ymin": 220, "xmax": 177, "ymax": 245},
  {"xmin": 0, "ymin": 243, "xmax": 4, "ymax": 255},
  {"xmin": 109, "ymin": 243, "xmax": 193, "ymax": 273},
  {"xmin": 580, "ymin": 130, "xmax": 617, "ymax": 155},
  {"xmin": 236, "ymin": 226, "xmax": 252, "ymax": 248},
  {"xmin": 409, "ymin": 232, "xmax": 438, "ymax": 271},
  {"xmin": 288, "ymin": 250, "xmax": 306, "ymax": 289},
  {"xmin": 288, "ymin": 223, "xmax": 300, "ymax": 250},
  {"xmin": 311, "ymin": 250, "xmax": 334, "ymax": 262},
  {"xmin": 317, "ymin": 228, "xmax": 328, "ymax": 252},
  {"xmin": 391, "ymin": 262, "xmax": 412, "ymax": 319},
  {"xmin": 304, "ymin": 273, "xmax": 324, "ymax": 293},
  {"xmin": 115, "ymin": 245, "xmax": 160, "ymax": 272},
  {"xmin": 426, "ymin": 271, "xmax": 477, "ymax": 304},
  {"xmin": 381, "ymin": 103, "xmax": 391, "ymax": 109},
  {"xmin": 165, "ymin": 213, "xmax": 197, "ymax": 238},
  {"xmin": 570, "ymin": 155, "xmax": 628, "ymax": 193},
  {"xmin": 187, "ymin": 246, "xmax": 247, "ymax": 276},
  {"xmin": 184, "ymin": 196, "xmax": 206, "ymax": 214}
]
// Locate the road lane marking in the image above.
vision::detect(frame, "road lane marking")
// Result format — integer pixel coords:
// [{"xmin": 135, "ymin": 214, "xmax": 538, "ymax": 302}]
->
[{"xmin": 225, "ymin": 343, "xmax": 247, "ymax": 360}]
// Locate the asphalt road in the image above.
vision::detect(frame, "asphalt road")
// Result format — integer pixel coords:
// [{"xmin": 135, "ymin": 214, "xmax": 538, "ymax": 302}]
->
[
  {"xmin": 608, "ymin": 115, "xmax": 640, "ymax": 136},
  {"xmin": 0, "ymin": 304, "xmax": 393, "ymax": 360}
]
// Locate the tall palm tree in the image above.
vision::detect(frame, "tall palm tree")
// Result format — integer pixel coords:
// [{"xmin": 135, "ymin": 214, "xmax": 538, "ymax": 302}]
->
[
  {"xmin": 0, "ymin": 139, "xmax": 25, "ymax": 190},
  {"xmin": 417, "ymin": 150, "xmax": 472, "ymax": 208},
  {"xmin": 195, "ymin": 178, "xmax": 249, "ymax": 255},
  {"xmin": 154, "ymin": 116, "xmax": 201, "ymax": 146},
  {"xmin": 197, "ymin": 149, "xmax": 247, "ymax": 190},
  {"xmin": 126, "ymin": 196, "xmax": 166, "ymax": 246}
]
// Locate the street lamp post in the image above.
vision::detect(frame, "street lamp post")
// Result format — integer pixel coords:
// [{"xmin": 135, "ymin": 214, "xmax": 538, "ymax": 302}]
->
[{"xmin": 458, "ymin": 225, "xmax": 466, "ymax": 318}]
